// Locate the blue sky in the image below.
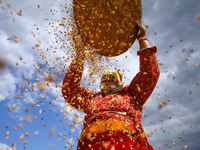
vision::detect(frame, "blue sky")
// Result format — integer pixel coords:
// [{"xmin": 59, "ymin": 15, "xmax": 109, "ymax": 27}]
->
[{"xmin": 0, "ymin": 0, "xmax": 200, "ymax": 150}]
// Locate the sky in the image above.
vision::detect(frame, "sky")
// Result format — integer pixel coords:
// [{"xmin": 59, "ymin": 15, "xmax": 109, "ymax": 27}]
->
[{"xmin": 0, "ymin": 0, "xmax": 200, "ymax": 150}]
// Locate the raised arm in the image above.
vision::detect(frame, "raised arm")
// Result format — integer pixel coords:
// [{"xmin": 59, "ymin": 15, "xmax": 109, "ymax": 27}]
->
[
  {"xmin": 128, "ymin": 20, "xmax": 160, "ymax": 108},
  {"xmin": 62, "ymin": 31, "xmax": 96, "ymax": 112}
]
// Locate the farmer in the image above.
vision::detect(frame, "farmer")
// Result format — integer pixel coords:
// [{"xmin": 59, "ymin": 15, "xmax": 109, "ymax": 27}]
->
[{"xmin": 62, "ymin": 20, "xmax": 160, "ymax": 150}]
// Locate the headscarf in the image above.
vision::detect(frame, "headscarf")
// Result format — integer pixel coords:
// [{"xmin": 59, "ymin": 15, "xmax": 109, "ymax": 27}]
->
[{"xmin": 100, "ymin": 70, "xmax": 125, "ymax": 96}]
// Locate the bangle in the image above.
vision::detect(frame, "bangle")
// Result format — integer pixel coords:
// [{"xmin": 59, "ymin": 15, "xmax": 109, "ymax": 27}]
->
[{"xmin": 138, "ymin": 37, "xmax": 148, "ymax": 42}]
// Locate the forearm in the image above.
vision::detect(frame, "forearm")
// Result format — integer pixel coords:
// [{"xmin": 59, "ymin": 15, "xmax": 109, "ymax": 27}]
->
[
  {"xmin": 62, "ymin": 58, "xmax": 84, "ymax": 93},
  {"xmin": 62, "ymin": 49, "xmax": 85, "ymax": 92},
  {"xmin": 139, "ymin": 38, "xmax": 151, "ymax": 50},
  {"xmin": 70, "ymin": 47, "xmax": 86, "ymax": 76},
  {"xmin": 72, "ymin": 55, "xmax": 84, "ymax": 72}
]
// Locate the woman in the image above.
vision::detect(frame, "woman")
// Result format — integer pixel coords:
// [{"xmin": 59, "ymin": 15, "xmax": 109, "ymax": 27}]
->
[{"xmin": 62, "ymin": 20, "xmax": 160, "ymax": 150}]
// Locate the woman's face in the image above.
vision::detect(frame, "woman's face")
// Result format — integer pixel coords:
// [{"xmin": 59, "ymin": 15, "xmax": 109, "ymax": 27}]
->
[{"xmin": 100, "ymin": 74, "xmax": 119, "ymax": 96}]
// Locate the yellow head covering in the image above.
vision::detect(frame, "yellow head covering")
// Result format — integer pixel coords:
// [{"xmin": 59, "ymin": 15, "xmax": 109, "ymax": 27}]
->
[{"xmin": 102, "ymin": 69, "xmax": 123, "ymax": 83}]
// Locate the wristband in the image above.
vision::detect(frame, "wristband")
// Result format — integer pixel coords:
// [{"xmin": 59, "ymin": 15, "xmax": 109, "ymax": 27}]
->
[{"xmin": 138, "ymin": 37, "xmax": 148, "ymax": 42}]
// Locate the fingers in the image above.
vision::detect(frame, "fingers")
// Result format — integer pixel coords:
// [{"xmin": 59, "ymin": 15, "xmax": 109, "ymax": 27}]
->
[
  {"xmin": 136, "ymin": 20, "xmax": 146, "ymax": 35},
  {"xmin": 136, "ymin": 19, "xmax": 142, "ymax": 24},
  {"xmin": 136, "ymin": 19, "xmax": 144, "ymax": 28}
]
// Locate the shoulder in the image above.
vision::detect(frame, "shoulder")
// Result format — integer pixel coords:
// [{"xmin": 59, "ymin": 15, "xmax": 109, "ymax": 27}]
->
[{"xmin": 121, "ymin": 84, "xmax": 130, "ymax": 93}]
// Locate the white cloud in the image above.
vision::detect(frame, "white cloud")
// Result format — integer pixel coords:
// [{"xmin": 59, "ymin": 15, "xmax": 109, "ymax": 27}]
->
[
  {"xmin": 0, "ymin": 143, "xmax": 13, "ymax": 150},
  {"xmin": 0, "ymin": 69, "xmax": 17, "ymax": 101}
]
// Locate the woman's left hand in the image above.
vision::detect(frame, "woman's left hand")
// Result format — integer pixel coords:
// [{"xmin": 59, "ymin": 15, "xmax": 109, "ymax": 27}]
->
[{"xmin": 136, "ymin": 19, "xmax": 146, "ymax": 41}]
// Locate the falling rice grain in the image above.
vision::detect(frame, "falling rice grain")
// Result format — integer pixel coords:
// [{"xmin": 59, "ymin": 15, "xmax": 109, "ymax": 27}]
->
[
  {"xmin": 6, "ymin": 2, "xmax": 10, "ymax": 7},
  {"xmin": 1, "ymin": 5, "xmax": 5, "ymax": 9},
  {"xmin": 16, "ymin": 123, "xmax": 23, "ymax": 129},
  {"xmin": 196, "ymin": 15, "xmax": 200, "ymax": 20},
  {"xmin": 19, "ymin": 133, "xmax": 24, "ymax": 140},
  {"xmin": 23, "ymin": 141, "xmax": 28, "ymax": 145},
  {"xmin": 33, "ymin": 131, "xmax": 39, "ymax": 135},
  {"xmin": 25, "ymin": 132, "xmax": 29, "ymax": 136},
  {"xmin": 15, "ymin": 38, "xmax": 19, "ymax": 43},
  {"xmin": 185, "ymin": 58, "xmax": 189, "ymax": 61},
  {"xmin": 195, "ymin": 63, "xmax": 200, "ymax": 67},
  {"xmin": 17, "ymin": 12, "xmax": 22, "ymax": 16},
  {"xmin": 49, "ymin": 127, "xmax": 55, "ymax": 136}
]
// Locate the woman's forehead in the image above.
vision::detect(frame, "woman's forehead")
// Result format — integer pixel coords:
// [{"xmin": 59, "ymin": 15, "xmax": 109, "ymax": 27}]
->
[{"xmin": 102, "ymin": 74, "xmax": 116, "ymax": 79}]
